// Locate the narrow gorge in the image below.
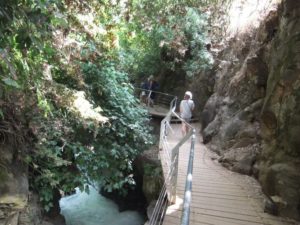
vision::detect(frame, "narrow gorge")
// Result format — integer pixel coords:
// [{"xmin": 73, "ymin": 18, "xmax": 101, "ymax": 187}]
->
[{"xmin": 0, "ymin": 0, "xmax": 299, "ymax": 224}]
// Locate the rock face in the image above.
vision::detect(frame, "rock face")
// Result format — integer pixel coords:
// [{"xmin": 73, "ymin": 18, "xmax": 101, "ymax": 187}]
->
[
  {"xmin": 201, "ymin": 0, "xmax": 300, "ymax": 220},
  {"xmin": 259, "ymin": 0, "xmax": 300, "ymax": 219},
  {"xmin": 0, "ymin": 144, "xmax": 42, "ymax": 225},
  {"xmin": 100, "ymin": 143, "xmax": 162, "ymax": 215},
  {"xmin": 134, "ymin": 136, "xmax": 164, "ymax": 223},
  {"xmin": 0, "ymin": 137, "xmax": 64, "ymax": 225}
]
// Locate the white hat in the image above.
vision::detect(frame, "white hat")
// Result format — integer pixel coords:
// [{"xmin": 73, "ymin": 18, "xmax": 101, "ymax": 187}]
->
[{"xmin": 185, "ymin": 91, "xmax": 192, "ymax": 99}]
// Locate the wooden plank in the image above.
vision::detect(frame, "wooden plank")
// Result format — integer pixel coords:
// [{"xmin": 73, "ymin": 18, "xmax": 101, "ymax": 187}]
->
[
  {"xmin": 176, "ymin": 184, "xmax": 248, "ymax": 193},
  {"xmin": 166, "ymin": 205, "xmax": 263, "ymax": 223},
  {"xmin": 189, "ymin": 203, "xmax": 258, "ymax": 216},
  {"xmin": 167, "ymin": 202, "xmax": 256, "ymax": 215},
  {"xmin": 192, "ymin": 197, "xmax": 256, "ymax": 210},
  {"xmin": 160, "ymin": 124, "xmax": 290, "ymax": 225},
  {"xmin": 177, "ymin": 190, "xmax": 251, "ymax": 201},
  {"xmin": 164, "ymin": 213, "xmax": 264, "ymax": 225},
  {"xmin": 165, "ymin": 210, "xmax": 264, "ymax": 225},
  {"xmin": 176, "ymin": 186, "xmax": 249, "ymax": 196}
]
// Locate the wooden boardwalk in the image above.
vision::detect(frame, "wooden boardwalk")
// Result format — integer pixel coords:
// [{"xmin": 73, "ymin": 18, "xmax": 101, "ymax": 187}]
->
[
  {"xmin": 159, "ymin": 124, "xmax": 296, "ymax": 225},
  {"xmin": 146, "ymin": 104, "xmax": 169, "ymax": 118}
]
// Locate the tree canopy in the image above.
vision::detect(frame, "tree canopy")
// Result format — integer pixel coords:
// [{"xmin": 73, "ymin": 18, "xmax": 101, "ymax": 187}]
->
[{"xmin": 0, "ymin": 0, "xmax": 213, "ymax": 211}]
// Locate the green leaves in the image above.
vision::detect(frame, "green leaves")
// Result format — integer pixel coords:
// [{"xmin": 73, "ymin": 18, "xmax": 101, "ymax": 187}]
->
[
  {"xmin": 0, "ymin": 0, "xmax": 152, "ymax": 213},
  {"xmin": 80, "ymin": 62, "xmax": 153, "ymax": 190},
  {"xmin": 115, "ymin": 1, "xmax": 213, "ymax": 80},
  {"xmin": 1, "ymin": 77, "xmax": 20, "ymax": 88},
  {"xmin": 0, "ymin": 0, "xmax": 215, "ymax": 213},
  {"xmin": 29, "ymin": 115, "xmax": 88, "ymax": 210},
  {"xmin": 50, "ymin": 14, "xmax": 68, "ymax": 28}
]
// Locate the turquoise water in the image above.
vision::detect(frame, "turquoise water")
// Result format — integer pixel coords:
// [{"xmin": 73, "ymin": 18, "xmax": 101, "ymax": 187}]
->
[{"xmin": 60, "ymin": 186, "xmax": 145, "ymax": 225}]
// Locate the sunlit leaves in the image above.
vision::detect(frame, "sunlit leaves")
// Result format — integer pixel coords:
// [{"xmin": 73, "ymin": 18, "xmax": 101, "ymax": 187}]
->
[
  {"xmin": 114, "ymin": 0, "xmax": 213, "ymax": 80},
  {"xmin": 50, "ymin": 13, "xmax": 68, "ymax": 28},
  {"xmin": 81, "ymin": 62, "xmax": 153, "ymax": 190},
  {"xmin": 0, "ymin": 0, "xmax": 216, "ymax": 213}
]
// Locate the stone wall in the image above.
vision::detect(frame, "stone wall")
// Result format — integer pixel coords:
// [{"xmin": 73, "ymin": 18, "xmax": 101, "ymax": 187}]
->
[{"xmin": 201, "ymin": 0, "xmax": 300, "ymax": 220}]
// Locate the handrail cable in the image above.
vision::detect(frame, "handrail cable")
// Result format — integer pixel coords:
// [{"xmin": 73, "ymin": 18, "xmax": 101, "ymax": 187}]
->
[
  {"xmin": 135, "ymin": 87, "xmax": 177, "ymax": 98},
  {"xmin": 150, "ymin": 161, "xmax": 178, "ymax": 225},
  {"xmin": 149, "ymin": 184, "xmax": 167, "ymax": 224},
  {"xmin": 136, "ymin": 88, "xmax": 177, "ymax": 108}
]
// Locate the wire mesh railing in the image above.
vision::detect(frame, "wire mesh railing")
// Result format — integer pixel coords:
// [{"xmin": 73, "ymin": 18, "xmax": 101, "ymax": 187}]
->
[{"xmin": 149, "ymin": 95, "xmax": 196, "ymax": 225}]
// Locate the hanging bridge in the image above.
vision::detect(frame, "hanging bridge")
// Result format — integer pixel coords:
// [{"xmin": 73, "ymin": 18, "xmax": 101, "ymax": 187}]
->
[{"xmin": 138, "ymin": 89, "xmax": 296, "ymax": 225}]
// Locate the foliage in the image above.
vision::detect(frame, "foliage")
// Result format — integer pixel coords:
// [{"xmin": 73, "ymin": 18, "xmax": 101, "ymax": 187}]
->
[
  {"xmin": 27, "ymin": 112, "xmax": 88, "ymax": 211},
  {"xmin": 144, "ymin": 163, "xmax": 162, "ymax": 178},
  {"xmin": 182, "ymin": 8, "xmax": 214, "ymax": 77},
  {"xmin": 113, "ymin": 0, "xmax": 214, "ymax": 80},
  {"xmin": 0, "ymin": 0, "xmax": 216, "ymax": 212},
  {"xmin": 79, "ymin": 62, "xmax": 153, "ymax": 193}
]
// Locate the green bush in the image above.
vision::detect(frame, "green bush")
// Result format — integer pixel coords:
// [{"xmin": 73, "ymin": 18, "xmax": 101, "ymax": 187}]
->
[
  {"xmin": 81, "ymin": 62, "xmax": 153, "ymax": 193},
  {"xmin": 0, "ymin": 0, "xmax": 216, "ymax": 211}
]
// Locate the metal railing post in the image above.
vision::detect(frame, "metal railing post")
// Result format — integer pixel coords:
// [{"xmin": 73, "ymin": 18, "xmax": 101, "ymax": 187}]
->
[
  {"xmin": 147, "ymin": 90, "xmax": 152, "ymax": 107},
  {"xmin": 170, "ymin": 97, "xmax": 177, "ymax": 111}
]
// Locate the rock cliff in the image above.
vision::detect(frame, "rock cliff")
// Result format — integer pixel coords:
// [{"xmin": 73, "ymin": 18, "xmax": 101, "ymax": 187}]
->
[
  {"xmin": 0, "ymin": 124, "xmax": 44, "ymax": 225},
  {"xmin": 201, "ymin": 0, "xmax": 300, "ymax": 220}
]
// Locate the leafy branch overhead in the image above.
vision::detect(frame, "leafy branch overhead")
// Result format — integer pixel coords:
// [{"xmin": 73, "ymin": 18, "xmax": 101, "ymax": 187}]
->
[{"xmin": 0, "ymin": 0, "xmax": 214, "ymax": 211}]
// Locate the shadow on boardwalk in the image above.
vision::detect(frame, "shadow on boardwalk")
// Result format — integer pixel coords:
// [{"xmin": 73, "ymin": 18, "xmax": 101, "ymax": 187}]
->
[{"xmin": 160, "ymin": 123, "xmax": 298, "ymax": 225}]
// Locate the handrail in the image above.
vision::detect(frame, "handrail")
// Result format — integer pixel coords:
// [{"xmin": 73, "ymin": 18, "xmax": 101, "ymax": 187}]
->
[
  {"xmin": 135, "ymin": 87, "xmax": 177, "ymax": 108},
  {"xmin": 149, "ymin": 94, "xmax": 196, "ymax": 225},
  {"xmin": 135, "ymin": 87, "xmax": 177, "ymax": 98},
  {"xmin": 172, "ymin": 111, "xmax": 194, "ymax": 129},
  {"xmin": 181, "ymin": 129, "xmax": 196, "ymax": 225}
]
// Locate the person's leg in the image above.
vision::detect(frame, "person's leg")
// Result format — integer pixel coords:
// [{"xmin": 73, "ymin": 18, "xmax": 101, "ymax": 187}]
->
[
  {"xmin": 182, "ymin": 121, "xmax": 188, "ymax": 136},
  {"xmin": 186, "ymin": 125, "xmax": 190, "ymax": 134},
  {"xmin": 140, "ymin": 93, "xmax": 143, "ymax": 102},
  {"xmin": 181, "ymin": 122, "xmax": 186, "ymax": 136},
  {"xmin": 140, "ymin": 94, "xmax": 145, "ymax": 104},
  {"xmin": 142, "ymin": 95, "xmax": 147, "ymax": 104},
  {"xmin": 181, "ymin": 118, "xmax": 191, "ymax": 136},
  {"xmin": 149, "ymin": 97, "xmax": 154, "ymax": 107}
]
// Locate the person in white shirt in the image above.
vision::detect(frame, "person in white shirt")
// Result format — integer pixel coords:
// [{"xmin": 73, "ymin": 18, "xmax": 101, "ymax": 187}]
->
[{"xmin": 180, "ymin": 91, "xmax": 195, "ymax": 136}]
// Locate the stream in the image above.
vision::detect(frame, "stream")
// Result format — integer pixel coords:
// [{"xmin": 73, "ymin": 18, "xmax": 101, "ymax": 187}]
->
[{"xmin": 59, "ymin": 186, "xmax": 145, "ymax": 225}]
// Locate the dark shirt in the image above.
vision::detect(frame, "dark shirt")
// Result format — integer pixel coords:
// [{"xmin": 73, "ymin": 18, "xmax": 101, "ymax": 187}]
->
[{"xmin": 141, "ymin": 80, "xmax": 159, "ymax": 98}]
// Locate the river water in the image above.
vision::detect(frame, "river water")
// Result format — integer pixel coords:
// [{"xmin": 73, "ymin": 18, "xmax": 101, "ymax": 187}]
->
[{"xmin": 60, "ymin": 186, "xmax": 145, "ymax": 225}]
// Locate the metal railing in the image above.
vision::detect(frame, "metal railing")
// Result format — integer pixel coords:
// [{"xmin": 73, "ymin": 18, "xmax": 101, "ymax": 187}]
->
[
  {"xmin": 149, "ymin": 96, "xmax": 196, "ymax": 225},
  {"xmin": 181, "ymin": 128, "xmax": 196, "ymax": 225},
  {"xmin": 135, "ymin": 87, "xmax": 176, "ymax": 108}
]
